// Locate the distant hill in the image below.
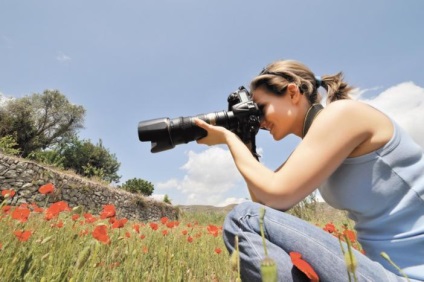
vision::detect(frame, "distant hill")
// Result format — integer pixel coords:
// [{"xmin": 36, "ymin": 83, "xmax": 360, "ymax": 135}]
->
[{"xmin": 177, "ymin": 204, "xmax": 237, "ymax": 214}]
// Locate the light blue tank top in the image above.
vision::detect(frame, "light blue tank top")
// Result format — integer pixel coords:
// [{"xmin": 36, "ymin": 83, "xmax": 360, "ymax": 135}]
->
[{"xmin": 319, "ymin": 120, "xmax": 424, "ymax": 280}]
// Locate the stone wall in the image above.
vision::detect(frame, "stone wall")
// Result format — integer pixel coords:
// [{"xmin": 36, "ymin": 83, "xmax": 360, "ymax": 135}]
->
[{"xmin": 0, "ymin": 152, "xmax": 179, "ymax": 221}]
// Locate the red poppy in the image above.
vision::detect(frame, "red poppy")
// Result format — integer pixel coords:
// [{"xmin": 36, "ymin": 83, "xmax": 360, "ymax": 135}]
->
[
  {"xmin": 323, "ymin": 222, "xmax": 336, "ymax": 234},
  {"xmin": 100, "ymin": 204, "xmax": 116, "ymax": 219},
  {"xmin": 343, "ymin": 229, "xmax": 357, "ymax": 243},
  {"xmin": 166, "ymin": 221, "xmax": 176, "ymax": 228},
  {"xmin": 1, "ymin": 205, "xmax": 12, "ymax": 214},
  {"xmin": 1, "ymin": 189, "xmax": 16, "ymax": 198},
  {"xmin": 125, "ymin": 232, "xmax": 131, "ymax": 238},
  {"xmin": 92, "ymin": 225, "xmax": 110, "ymax": 244},
  {"xmin": 14, "ymin": 230, "xmax": 32, "ymax": 242},
  {"xmin": 84, "ymin": 213, "xmax": 97, "ymax": 224},
  {"xmin": 45, "ymin": 201, "xmax": 70, "ymax": 220},
  {"xmin": 149, "ymin": 222, "xmax": 158, "ymax": 231},
  {"xmin": 51, "ymin": 220, "xmax": 64, "ymax": 228},
  {"xmin": 215, "ymin": 248, "xmax": 222, "ymax": 254},
  {"xmin": 289, "ymin": 252, "xmax": 319, "ymax": 282},
  {"xmin": 187, "ymin": 236, "xmax": 193, "ymax": 243},
  {"xmin": 182, "ymin": 230, "xmax": 188, "ymax": 236},
  {"xmin": 72, "ymin": 214, "xmax": 80, "ymax": 221},
  {"xmin": 140, "ymin": 234, "xmax": 146, "ymax": 240},
  {"xmin": 39, "ymin": 183, "xmax": 55, "ymax": 195},
  {"xmin": 132, "ymin": 224, "xmax": 140, "ymax": 233},
  {"xmin": 111, "ymin": 218, "xmax": 128, "ymax": 229},
  {"xmin": 142, "ymin": 246, "xmax": 148, "ymax": 253},
  {"xmin": 80, "ymin": 229, "xmax": 89, "ymax": 236},
  {"xmin": 207, "ymin": 225, "xmax": 220, "ymax": 237},
  {"xmin": 11, "ymin": 206, "xmax": 31, "ymax": 223},
  {"xmin": 160, "ymin": 217, "xmax": 168, "ymax": 224},
  {"xmin": 30, "ymin": 203, "xmax": 44, "ymax": 213},
  {"xmin": 162, "ymin": 230, "xmax": 169, "ymax": 236}
]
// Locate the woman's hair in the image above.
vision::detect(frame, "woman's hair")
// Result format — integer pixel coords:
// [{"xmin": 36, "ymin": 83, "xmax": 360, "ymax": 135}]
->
[{"xmin": 250, "ymin": 60, "xmax": 354, "ymax": 104}]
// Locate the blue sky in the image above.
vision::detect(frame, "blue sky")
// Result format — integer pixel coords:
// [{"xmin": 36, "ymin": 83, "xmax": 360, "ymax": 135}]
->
[{"xmin": 1, "ymin": 1, "xmax": 423, "ymax": 206}]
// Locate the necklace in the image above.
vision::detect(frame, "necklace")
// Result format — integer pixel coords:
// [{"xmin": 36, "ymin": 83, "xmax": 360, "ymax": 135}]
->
[{"xmin": 302, "ymin": 103, "xmax": 324, "ymax": 138}]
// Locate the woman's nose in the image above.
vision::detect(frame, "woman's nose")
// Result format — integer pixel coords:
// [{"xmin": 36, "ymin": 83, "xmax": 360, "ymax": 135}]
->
[{"xmin": 260, "ymin": 120, "xmax": 270, "ymax": 130}]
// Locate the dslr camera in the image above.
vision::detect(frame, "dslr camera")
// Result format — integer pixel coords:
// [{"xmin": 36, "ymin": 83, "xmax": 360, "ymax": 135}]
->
[{"xmin": 138, "ymin": 86, "xmax": 263, "ymax": 157}]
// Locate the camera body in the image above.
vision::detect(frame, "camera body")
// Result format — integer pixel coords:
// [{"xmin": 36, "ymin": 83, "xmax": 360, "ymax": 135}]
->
[{"xmin": 138, "ymin": 86, "xmax": 263, "ymax": 153}]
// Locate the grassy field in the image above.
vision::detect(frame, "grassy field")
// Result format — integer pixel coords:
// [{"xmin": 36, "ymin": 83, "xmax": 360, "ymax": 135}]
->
[{"xmin": 1, "ymin": 188, "xmax": 360, "ymax": 281}]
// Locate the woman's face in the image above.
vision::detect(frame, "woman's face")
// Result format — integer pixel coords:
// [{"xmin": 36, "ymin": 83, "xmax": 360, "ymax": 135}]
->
[{"xmin": 253, "ymin": 87, "xmax": 296, "ymax": 140}]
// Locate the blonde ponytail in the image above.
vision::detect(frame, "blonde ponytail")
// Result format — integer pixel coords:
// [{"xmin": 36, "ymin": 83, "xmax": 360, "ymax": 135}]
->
[
  {"xmin": 321, "ymin": 72, "xmax": 354, "ymax": 103},
  {"xmin": 251, "ymin": 60, "xmax": 354, "ymax": 104}
]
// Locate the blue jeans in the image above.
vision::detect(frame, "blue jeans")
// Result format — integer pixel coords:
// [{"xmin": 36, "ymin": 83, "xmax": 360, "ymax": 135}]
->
[{"xmin": 223, "ymin": 202, "xmax": 416, "ymax": 282}]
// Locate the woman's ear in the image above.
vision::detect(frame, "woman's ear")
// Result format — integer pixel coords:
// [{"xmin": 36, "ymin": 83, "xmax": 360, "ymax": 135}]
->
[{"xmin": 287, "ymin": 83, "xmax": 301, "ymax": 103}]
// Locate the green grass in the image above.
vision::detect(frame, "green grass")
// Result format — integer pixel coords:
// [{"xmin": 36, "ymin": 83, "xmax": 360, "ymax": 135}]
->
[
  {"xmin": 0, "ymin": 202, "xmax": 233, "ymax": 281},
  {"xmin": 1, "ymin": 197, "xmax": 358, "ymax": 282}
]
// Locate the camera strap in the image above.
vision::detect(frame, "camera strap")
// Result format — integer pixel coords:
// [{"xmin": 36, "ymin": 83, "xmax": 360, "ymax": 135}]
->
[{"xmin": 302, "ymin": 103, "xmax": 324, "ymax": 138}]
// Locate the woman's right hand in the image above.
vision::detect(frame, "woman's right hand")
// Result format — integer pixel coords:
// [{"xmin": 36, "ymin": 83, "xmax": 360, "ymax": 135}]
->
[{"xmin": 193, "ymin": 118, "xmax": 234, "ymax": 146}]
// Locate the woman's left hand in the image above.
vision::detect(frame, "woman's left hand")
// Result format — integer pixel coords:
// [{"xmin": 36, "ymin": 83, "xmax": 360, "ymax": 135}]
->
[{"xmin": 193, "ymin": 118, "xmax": 233, "ymax": 146}]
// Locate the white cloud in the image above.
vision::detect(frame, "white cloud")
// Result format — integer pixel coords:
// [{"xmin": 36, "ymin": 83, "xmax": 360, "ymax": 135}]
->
[
  {"xmin": 358, "ymin": 82, "xmax": 424, "ymax": 148},
  {"xmin": 56, "ymin": 52, "xmax": 71, "ymax": 62},
  {"xmin": 155, "ymin": 146, "xmax": 244, "ymax": 206}
]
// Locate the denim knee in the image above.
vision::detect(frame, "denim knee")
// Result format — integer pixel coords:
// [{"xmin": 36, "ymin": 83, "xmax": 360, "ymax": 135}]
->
[{"xmin": 223, "ymin": 202, "xmax": 260, "ymax": 250}]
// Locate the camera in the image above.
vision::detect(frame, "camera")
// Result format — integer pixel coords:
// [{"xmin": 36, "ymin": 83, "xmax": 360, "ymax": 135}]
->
[{"xmin": 138, "ymin": 86, "xmax": 263, "ymax": 154}]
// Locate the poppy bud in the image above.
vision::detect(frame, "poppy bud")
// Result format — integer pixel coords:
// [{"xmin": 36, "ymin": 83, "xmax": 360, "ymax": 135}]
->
[{"xmin": 260, "ymin": 256, "xmax": 278, "ymax": 282}]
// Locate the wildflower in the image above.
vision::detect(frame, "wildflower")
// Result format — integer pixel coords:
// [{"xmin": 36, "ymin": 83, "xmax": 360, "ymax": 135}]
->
[
  {"xmin": 149, "ymin": 222, "xmax": 158, "ymax": 231},
  {"xmin": 39, "ymin": 183, "xmax": 55, "ymax": 195},
  {"xmin": 14, "ymin": 230, "xmax": 32, "ymax": 242},
  {"xmin": 323, "ymin": 222, "xmax": 336, "ymax": 234},
  {"xmin": 1, "ymin": 189, "xmax": 16, "ymax": 198},
  {"xmin": 162, "ymin": 230, "xmax": 168, "ymax": 236},
  {"xmin": 1, "ymin": 205, "xmax": 12, "ymax": 214},
  {"xmin": 100, "ymin": 204, "xmax": 116, "ymax": 219},
  {"xmin": 343, "ymin": 229, "xmax": 356, "ymax": 243},
  {"xmin": 132, "ymin": 224, "xmax": 140, "ymax": 233},
  {"xmin": 125, "ymin": 232, "xmax": 131, "ymax": 238},
  {"xmin": 30, "ymin": 203, "xmax": 44, "ymax": 213},
  {"xmin": 79, "ymin": 229, "xmax": 89, "ymax": 236},
  {"xmin": 289, "ymin": 252, "xmax": 319, "ymax": 282},
  {"xmin": 187, "ymin": 236, "xmax": 193, "ymax": 243},
  {"xmin": 72, "ymin": 214, "xmax": 80, "ymax": 221},
  {"xmin": 12, "ymin": 206, "xmax": 31, "ymax": 223},
  {"xmin": 215, "ymin": 248, "xmax": 222, "ymax": 254},
  {"xmin": 140, "ymin": 234, "xmax": 146, "ymax": 240},
  {"xmin": 207, "ymin": 225, "xmax": 220, "ymax": 237},
  {"xmin": 111, "ymin": 218, "xmax": 128, "ymax": 229},
  {"xmin": 166, "ymin": 221, "xmax": 176, "ymax": 228},
  {"xmin": 84, "ymin": 213, "xmax": 97, "ymax": 223},
  {"xmin": 142, "ymin": 246, "xmax": 148, "ymax": 253},
  {"xmin": 260, "ymin": 257, "xmax": 278, "ymax": 282},
  {"xmin": 51, "ymin": 220, "xmax": 64, "ymax": 228},
  {"xmin": 45, "ymin": 201, "xmax": 70, "ymax": 220},
  {"xmin": 92, "ymin": 225, "xmax": 110, "ymax": 244},
  {"xmin": 182, "ymin": 230, "xmax": 188, "ymax": 236},
  {"xmin": 160, "ymin": 217, "xmax": 168, "ymax": 224}
]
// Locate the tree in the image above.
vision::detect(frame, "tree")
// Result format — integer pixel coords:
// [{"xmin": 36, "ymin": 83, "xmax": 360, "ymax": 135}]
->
[
  {"xmin": 58, "ymin": 137, "xmax": 121, "ymax": 183},
  {"xmin": 0, "ymin": 90, "xmax": 85, "ymax": 157},
  {"xmin": 163, "ymin": 194, "xmax": 172, "ymax": 205},
  {"xmin": 121, "ymin": 178, "xmax": 154, "ymax": 196}
]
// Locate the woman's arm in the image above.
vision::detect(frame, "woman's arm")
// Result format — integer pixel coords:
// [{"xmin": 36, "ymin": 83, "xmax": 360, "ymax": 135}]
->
[{"xmin": 194, "ymin": 100, "xmax": 390, "ymax": 210}]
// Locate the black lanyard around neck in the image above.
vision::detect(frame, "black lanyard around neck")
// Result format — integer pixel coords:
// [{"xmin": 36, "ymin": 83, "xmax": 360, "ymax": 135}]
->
[{"xmin": 302, "ymin": 104, "xmax": 324, "ymax": 138}]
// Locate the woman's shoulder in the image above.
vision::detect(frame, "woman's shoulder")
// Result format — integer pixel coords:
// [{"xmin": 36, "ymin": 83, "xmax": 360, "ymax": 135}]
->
[
  {"xmin": 323, "ymin": 99, "xmax": 369, "ymax": 113},
  {"xmin": 321, "ymin": 99, "xmax": 384, "ymax": 121}
]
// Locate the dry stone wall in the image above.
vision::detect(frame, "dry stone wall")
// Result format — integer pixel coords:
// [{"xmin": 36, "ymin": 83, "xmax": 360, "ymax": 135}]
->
[{"xmin": 0, "ymin": 153, "xmax": 178, "ymax": 221}]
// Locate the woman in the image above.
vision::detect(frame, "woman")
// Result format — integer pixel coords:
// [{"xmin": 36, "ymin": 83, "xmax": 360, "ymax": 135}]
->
[{"xmin": 194, "ymin": 60, "xmax": 424, "ymax": 281}]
